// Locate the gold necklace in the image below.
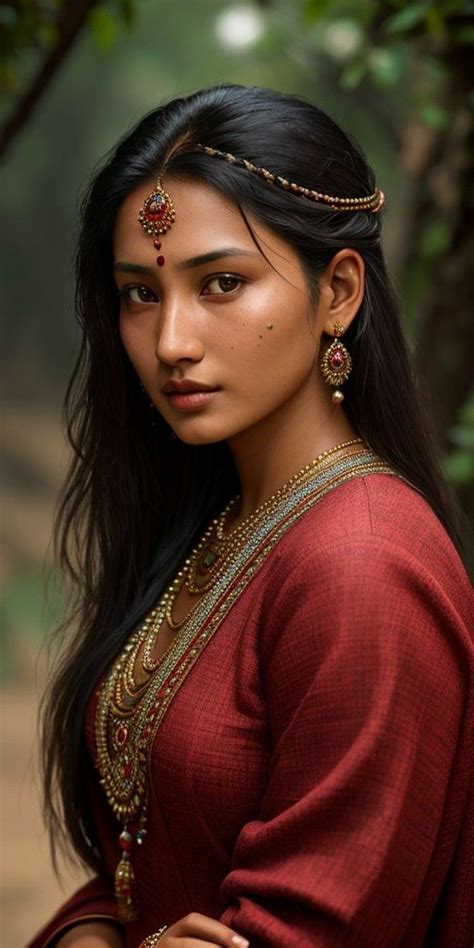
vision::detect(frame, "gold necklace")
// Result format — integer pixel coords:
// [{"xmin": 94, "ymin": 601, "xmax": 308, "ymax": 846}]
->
[
  {"xmin": 95, "ymin": 437, "xmax": 390, "ymax": 923},
  {"xmin": 164, "ymin": 438, "xmax": 363, "ymax": 628}
]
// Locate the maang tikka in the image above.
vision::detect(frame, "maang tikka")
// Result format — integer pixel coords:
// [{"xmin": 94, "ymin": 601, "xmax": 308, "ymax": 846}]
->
[
  {"xmin": 320, "ymin": 321, "xmax": 352, "ymax": 404},
  {"xmin": 138, "ymin": 179, "xmax": 175, "ymax": 266}
]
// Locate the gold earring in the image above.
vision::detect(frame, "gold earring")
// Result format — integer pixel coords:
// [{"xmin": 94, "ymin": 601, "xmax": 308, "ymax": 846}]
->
[{"xmin": 320, "ymin": 321, "xmax": 352, "ymax": 404}]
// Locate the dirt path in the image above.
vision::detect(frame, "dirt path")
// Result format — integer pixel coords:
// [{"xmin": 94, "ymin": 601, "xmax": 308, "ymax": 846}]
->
[
  {"xmin": 1, "ymin": 406, "xmax": 86, "ymax": 944},
  {"xmin": 1, "ymin": 680, "xmax": 86, "ymax": 947}
]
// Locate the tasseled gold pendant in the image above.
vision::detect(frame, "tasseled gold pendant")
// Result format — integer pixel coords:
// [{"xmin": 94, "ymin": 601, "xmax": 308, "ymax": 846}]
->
[{"xmin": 115, "ymin": 849, "xmax": 139, "ymax": 922}]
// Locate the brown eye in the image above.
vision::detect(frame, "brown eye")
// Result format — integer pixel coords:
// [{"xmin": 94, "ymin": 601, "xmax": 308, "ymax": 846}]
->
[
  {"xmin": 203, "ymin": 274, "xmax": 242, "ymax": 295},
  {"xmin": 120, "ymin": 284, "xmax": 158, "ymax": 303}
]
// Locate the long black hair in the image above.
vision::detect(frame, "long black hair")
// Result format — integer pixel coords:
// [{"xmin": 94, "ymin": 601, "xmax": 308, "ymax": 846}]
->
[{"xmin": 41, "ymin": 83, "xmax": 465, "ymax": 873}]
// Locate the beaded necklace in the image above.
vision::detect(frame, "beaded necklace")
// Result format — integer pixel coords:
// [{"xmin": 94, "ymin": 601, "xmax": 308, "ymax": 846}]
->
[
  {"xmin": 94, "ymin": 439, "xmax": 397, "ymax": 921},
  {"xmin": 164, "ymin": 438, "xmax": 363, "ymax": 626}
]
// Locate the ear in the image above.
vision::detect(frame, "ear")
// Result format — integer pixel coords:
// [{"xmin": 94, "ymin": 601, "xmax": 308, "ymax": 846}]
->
[{"xmin": 318, "ymin": 249, "xmax": 365, "ymax": 336}]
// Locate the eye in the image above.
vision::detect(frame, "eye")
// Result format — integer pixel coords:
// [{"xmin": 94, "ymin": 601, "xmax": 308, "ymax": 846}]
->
[
  {"xmin": 118, "ymin": 284, "xmax": 158, "ymax": 304},
  {"xmin": 202, "ymin": 274, "xmax": 242, "ymax": 295}
]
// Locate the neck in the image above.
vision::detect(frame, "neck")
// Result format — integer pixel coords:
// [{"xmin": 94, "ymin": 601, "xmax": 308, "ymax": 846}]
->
[{"xmin": 226, "ymin": 383, "xmax": 359, "ymax": 527}]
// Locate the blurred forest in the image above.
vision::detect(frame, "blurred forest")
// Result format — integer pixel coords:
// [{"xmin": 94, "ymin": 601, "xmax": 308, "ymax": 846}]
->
[
  {"xmin": 1, "ymin": 0, "xmax": 473, "ymax": 668},
  {"xmin": 0, "ymin": 2, "xmax": 473, "ymax": 944},
  {"xmin": 1, "ymin": 0, "xmax": 474, "ymax": 660}
]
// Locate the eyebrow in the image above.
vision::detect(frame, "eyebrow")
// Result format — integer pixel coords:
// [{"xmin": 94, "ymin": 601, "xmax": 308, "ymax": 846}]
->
[{"xmin": 114, "ymin": 247, "xmax": 260, "ymax": 276}]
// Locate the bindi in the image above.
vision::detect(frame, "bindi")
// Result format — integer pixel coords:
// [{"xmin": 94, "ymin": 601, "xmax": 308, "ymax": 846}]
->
[{"xmin": 137, "ymin": 179, "xmax": 175, "ymax": 267}]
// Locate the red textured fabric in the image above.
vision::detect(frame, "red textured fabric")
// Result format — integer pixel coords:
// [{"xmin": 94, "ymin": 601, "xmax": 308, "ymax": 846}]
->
[
  {"xmin": 25, "ymin": 875, "xmax": 119, "ymax": 946},
  {"xmin": 28, "ymin": 474, "xmax": 474, "ymax": 947}
]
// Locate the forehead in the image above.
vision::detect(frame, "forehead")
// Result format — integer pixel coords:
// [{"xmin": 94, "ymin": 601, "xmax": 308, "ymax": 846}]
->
[
  {"xmin": 114, "ymin": 177, "xmax": 251, "ymax": 253},
  {"xmin": 111, "ymin": 175, "xmax": 306, "ymax": 285}
]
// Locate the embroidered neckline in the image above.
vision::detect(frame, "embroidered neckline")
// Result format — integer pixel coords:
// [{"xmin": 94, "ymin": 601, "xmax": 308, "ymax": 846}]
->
[{"xmin": 94, "ymin": 445, "xmax": 397, "ymax": 920}]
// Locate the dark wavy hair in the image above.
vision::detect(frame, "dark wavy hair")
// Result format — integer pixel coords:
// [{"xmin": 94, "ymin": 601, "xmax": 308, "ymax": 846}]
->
[{"xmin": 41, "ymin": 82, "xmax": 464, "ymax": 873}]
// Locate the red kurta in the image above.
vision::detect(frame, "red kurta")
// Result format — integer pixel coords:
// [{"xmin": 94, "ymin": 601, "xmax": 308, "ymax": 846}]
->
[{"xmin": 28, "ymin": 473, "xmax": 474, "ymax": 947}]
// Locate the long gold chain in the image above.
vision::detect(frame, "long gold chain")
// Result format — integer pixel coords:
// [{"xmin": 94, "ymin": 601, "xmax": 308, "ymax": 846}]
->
[
  {"xmin": 94, "ymin": 437, "xmax": 395, "ymax": 923},
  {"xmin": 164, "ymin": 438, "xmax": 363, "ymax": 628}
]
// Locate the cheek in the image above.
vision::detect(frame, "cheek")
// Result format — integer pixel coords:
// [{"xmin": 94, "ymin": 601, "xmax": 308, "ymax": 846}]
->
[
  {"xmin": 119, "ymin": 315, "xmax": 152, "ymax": 370},
  {"xmin": 228, "ymin": 305, "xmax": 317, "ymax": 381}
]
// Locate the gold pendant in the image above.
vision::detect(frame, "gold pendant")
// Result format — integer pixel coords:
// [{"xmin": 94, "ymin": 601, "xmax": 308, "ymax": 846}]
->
[
  {"xmin": 188, "ymin": 540, "xmax": 223, "ymax": 592},
  {"xmin": 115, "ymin": 849, "xmax": 139, "ymax": 922},
  {"xmin": 320, "ymin": 337, "xmax": 352, "ymax": 386}
]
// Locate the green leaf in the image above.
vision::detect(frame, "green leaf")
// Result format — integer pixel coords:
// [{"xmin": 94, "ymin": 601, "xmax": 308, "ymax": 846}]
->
[
  {"xmin": 448, "ymin": 425, "xmax": 474, "ymax": 449},
  {"xmin": 88, "ymin": 5, "xmax": 119, "ymax": 52},
  {"xmin": 340, "ymin": 58, "xmax": 367, "ymax": 89},
  {"xmin": 368, "ymin": 47, "xmax": 403, "ymax": 86},
  {"xmin": 452, "ymin": 25, "xmax": 474, "ymax": 44},
  {"xmin": 424, "ymin": 7, "xmax": 447, "ymax": 37},
  {"xmin": 444, "ymin": 450, "xmax": 474, "ymax": 485},
  {"xmin": 37, "ymin": 20, "xmax": 59, "ymax": 49},
  {"xmin": 0, "ymin": 61, "xmax": 18, "ymax": 94},
  {"xmin": 384, "ymin": 2, "xmax": 430, "ymax": 35},
  {"xmin": 303, "ymin": 0, "xmax": 334, "ymax": 25},
  {"xmin": 419, "ymin": 219, "xmax": 452, "ymax": 257},
  {"xmin": 445, "ymin": 391, "xmax": 474, "ymax": 484},
  {"xmin": 456, "ymin": 389, "xmax": 474, "ymax": 422},
  {"xmin": 417, "ymin": 102, "xmax": 450, "ymax": 129},
  {"xmin": 116, "ymin": 0, "xmax": 136, "ymax": 29}
]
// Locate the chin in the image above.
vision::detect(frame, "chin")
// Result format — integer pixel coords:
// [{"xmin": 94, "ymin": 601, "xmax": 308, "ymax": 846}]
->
[
  {"xmin": 170, "ymin": 416, "xmax": 248, "ymax": 446},
  {"xmin": 175, "ymin": 431, "xmax": 221, "ymax": 446}
]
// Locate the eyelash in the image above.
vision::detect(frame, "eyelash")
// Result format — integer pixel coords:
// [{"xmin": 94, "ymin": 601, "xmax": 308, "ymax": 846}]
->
[{"xmin": 117, "ymin": 273, "xmax": 244, "ymax": 304}]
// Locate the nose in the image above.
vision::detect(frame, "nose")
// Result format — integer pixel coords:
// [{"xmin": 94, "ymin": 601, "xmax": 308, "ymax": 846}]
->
[{"xmin": 154, "ymin": 299, "xmax": 205, "ymax": 366}]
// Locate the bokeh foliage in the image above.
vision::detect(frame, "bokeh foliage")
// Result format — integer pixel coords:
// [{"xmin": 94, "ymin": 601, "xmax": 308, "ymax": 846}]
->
[
  {"xmin": 4, "ymin": 0, "xmax": 470, "ymax": 475},
  {"xmin": 288, "ymin": 0, "xmax": 474, "ymax": 500},
  {"xmin": 1, "ymin": 1, "xmax": 472, "ymax": 672}
]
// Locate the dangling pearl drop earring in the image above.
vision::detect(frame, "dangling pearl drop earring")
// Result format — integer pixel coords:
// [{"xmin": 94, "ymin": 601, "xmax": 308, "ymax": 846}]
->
[{"xmin": 320, "ymin": 321, "xmax": 353, "ymax": 404}]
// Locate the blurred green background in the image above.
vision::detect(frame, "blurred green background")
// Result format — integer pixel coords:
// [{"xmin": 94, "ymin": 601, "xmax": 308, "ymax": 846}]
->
[{"xmin": 1, "ymin": 2, "xmax": 473, "ymax": 944}]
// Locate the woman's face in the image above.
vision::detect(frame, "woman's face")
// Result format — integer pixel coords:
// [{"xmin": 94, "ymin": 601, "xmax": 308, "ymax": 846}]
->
[{"xmin": 113, "ymin": 177, "xmax": 333, "ymax": 446}]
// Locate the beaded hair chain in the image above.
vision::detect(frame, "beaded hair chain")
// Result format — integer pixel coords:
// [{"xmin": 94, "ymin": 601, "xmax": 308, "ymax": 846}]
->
[
  {"xmin": 194, "ymin": 144, "xmax": 385, "ymax": 213},
  {"xmin": 137, "ymin": 142, "xmax": 385, "ymax": 265}
]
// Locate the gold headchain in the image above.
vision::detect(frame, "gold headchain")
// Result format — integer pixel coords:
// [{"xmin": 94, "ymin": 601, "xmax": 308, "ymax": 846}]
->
[{"xmin": 194, "ymin": 144, "xmax": 384, "ymax": 213}]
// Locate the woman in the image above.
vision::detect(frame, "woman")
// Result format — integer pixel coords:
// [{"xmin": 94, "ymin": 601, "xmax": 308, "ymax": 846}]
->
[{"xmin": 29, "ymin": 84, "xmax": 473, "ymax": 948}]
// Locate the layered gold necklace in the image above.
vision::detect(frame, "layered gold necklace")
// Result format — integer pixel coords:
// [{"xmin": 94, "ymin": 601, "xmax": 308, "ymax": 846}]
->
[
  {"xmin": 94, "ymin": 438, "xmax": 395, "ymax": 921},
  {"xmin": 164, "ymin": 438, "xmax": 365, "ymax": 627}
]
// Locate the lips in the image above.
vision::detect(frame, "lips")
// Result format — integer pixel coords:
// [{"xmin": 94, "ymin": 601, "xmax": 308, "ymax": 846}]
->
[
  {"xmin": 161, "ymin": 379, "xmax": 217, "ymax": 395},
  {"xmin": 164, "ymin": 389, "xmax": 218, "ymax": 412}
]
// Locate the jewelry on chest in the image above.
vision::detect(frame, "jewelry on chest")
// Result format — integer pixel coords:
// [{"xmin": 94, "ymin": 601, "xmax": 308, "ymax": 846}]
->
[{"xmin": 94, "ymin": 439, "xmax": 395, "ymax": 921}]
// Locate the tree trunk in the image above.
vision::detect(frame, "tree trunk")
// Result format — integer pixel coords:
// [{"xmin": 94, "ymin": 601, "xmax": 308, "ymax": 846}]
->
[{"xmin": 397, "ymin": 41, "xmax": 473, "ymax": 449}]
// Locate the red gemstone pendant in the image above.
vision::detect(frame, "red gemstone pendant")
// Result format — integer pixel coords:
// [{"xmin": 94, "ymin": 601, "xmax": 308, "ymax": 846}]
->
[
  {"xmin": 138, "ymin": 180, "xmax": 175, "ymax": 240},
  {"xmin": 329, "ymin": 347, "xmax": 346, "ymax": 370},
  {"xmin": 116, "ymin": 726, "xmax": 128, "ymax": 747},
  {"xmin": 320, "ymin": 337, "xmax": 352, "ymax": 387}
]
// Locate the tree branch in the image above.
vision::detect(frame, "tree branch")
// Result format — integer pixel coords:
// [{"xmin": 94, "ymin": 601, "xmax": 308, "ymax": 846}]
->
[{"xmin": 0, "ymin": 0, "xmax": 98, "ymax": 157}]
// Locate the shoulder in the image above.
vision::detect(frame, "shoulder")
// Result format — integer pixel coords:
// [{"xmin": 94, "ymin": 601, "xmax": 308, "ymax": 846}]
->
[
  {"xmin": 258, "ymin": 472, "xmax": 473, "ymax": 664},
  {"xmin": 264, "ymin": 472, "xmax": 470, "ymax": 604},
  {"xmin": 269, "ymin": 471, "xmax": 458, "ymax": 560}
]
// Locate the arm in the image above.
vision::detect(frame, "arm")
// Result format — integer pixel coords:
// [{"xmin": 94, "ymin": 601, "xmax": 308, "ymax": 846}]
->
[
  {"xmin": 27, "ymin": 875, "xmax": 122, "ymax": 948},
  {"xmin": 55, "ymin": 922, "xmax": 122, "ymax": 947},
  {"xmin": 218, "ymin": 537, "xmax": 473, "ymax": 947}
]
